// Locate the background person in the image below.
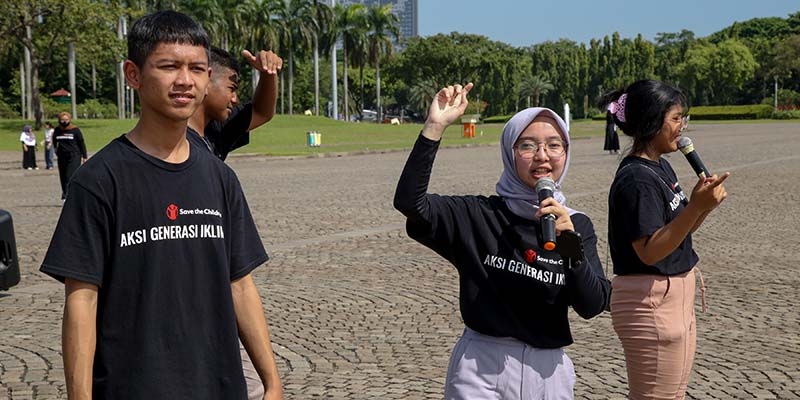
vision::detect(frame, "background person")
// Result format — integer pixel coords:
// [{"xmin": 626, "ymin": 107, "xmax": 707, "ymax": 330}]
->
[
  {"xmin": 601, "ymin": 79, "xmax": 729, "ymax": 400},
  {"xmin": 53, "ymin": 112, "xmax": 87, "ymax": 199},
  {"xmin": 20, "ymin": 125, "xmax": 38, "ymax": 170},
  {"xmin": 604, "ymin": 108, "xmax": 620, "ymax": 154},
  {"xmin": 394, "ymin": 83, "xmax": 610, "ymax": 399},
  {"xmin": 188, "ymin": 46, "xmax": 281, "ymax": 161},
  {"xmin": 44, "ymin": 121, "xmax": 55, "ymax": 169}
]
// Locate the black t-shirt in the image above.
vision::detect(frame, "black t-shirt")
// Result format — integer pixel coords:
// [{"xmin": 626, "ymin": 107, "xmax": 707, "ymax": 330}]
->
[
  {"xmin": 394, "ymin": 135, "xmax": 610, "ymax": 349},
  {"xmin": 608, "ymin": 155, "xmax": 699, "ymax": 276},
  {"xmin": 54, "ymin": 126, "xmax": 88, "ymax": 159},
  {"xmin": 188, "ymin": 104, "xmax": 253, "ymax": 160},
  {"xmin": 40, "ymin": 135, "xmax": 267, "ymax": 400}
]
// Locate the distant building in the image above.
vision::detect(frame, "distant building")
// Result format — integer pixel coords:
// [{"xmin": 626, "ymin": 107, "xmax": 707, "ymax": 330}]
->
[{"xmin": 327, "ymin": 0, "xmax": 418, "ymax": 47}]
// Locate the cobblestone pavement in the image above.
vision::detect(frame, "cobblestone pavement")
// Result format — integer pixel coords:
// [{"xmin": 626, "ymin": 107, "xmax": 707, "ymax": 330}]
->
[{"xmin": 1, "ymin": 122, "xmax": 799, "ymax": 399}]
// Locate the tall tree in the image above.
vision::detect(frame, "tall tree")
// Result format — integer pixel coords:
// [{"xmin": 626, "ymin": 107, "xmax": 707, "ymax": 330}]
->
[
  {"xmin": 654, "ymin": 30, "xmax": 696, "ymax": 85},
  {"xmin": 272, "ymin": 0, "xmax": 316, "ymax": 115},
  {"xmin": 333, "ymin": 2, "xmax": 366, "ymax": 121},
  {"xmin": 365, "ymin": 4, "xmax": 399, "ymax": 122},
  {"xmin": 0, "ymin": 0, "xmax": 122, "ymax": 127},
  {"xmin": 677, "ymin": 39, "xmax": 759, "ymax": 105},
  {"xmin": 309, "ymin": 0, "xmax": 332, "ymax": 116}
]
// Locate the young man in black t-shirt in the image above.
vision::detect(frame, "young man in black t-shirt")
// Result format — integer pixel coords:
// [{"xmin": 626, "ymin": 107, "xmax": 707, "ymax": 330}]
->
[
  {"xmin": 40, "ymin": 11, "xmax": 283, "ymax": 400},
  {"xmin": 188, "ymin": 47, "xmax": 281, "ymax": 160}
]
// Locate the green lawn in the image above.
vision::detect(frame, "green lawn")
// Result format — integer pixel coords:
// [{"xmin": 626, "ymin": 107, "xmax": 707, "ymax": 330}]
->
[{"xmin": 0, "ymin": 115, "xmax": 608, "ymax": 155}]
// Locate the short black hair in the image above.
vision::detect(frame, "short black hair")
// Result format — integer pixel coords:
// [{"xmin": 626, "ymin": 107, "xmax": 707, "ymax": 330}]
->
[
  {"xmin": 210, "ymin": 47, "xmax": 241, "ymax": 77},
  {"xmin": 127, "ymin": 10, "xmax": 210, "ymax": 67},
  {"xmin": 598, "ymin": 79, "xmax": 688, "ymax": 155}
]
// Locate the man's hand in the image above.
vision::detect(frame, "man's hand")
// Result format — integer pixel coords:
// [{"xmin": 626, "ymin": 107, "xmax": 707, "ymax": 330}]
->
[
  {"xmin": 242, "ymin": 50, "xmax": 283, "ymax": 75},
  {"xmin": 264, "ymin": 385, "xmax": 284, "ymax": 400}
]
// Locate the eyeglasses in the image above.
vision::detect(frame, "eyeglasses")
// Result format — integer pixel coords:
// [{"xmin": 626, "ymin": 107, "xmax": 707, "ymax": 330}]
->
[
  {"xmin": 672, "ymin": 115, "xmax": 690, "ymax": 132},
  {"xmin": 515, "ymin": 139, "xmax": 567, "ymax": 159}
]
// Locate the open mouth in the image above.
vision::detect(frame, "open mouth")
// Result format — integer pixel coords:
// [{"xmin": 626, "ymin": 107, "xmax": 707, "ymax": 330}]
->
[{"xmin": 531, "ymin": 168, "xmax": 551, "ymax": 178}]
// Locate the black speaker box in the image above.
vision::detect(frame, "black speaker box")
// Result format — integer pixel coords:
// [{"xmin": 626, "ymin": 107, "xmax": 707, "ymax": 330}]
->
[{"xmin": 0, "ymin": 209, "xmax": 20, "ymax": 290}]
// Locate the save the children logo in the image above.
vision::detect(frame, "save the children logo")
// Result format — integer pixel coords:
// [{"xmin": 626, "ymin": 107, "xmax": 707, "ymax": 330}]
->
[
  {"xmin": 166, "ymin": 203, "xmax": 179, "ymax": 221},
  {"xmin": 524, "ymin": 249, "xmax": 537, "ymax": 264}
]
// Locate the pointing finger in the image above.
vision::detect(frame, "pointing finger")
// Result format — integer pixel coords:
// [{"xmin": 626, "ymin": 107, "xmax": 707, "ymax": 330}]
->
[{"xmin": 709, "ymin": 172, "xmax": 731, "ymax": 188}]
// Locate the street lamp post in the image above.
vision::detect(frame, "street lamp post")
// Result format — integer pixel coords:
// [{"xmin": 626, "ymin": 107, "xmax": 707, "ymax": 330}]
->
[
  {"xmin": 331, "ymin": 0, "xmax": 338, "ymax": 120},
  {"xmin": 774, "ymin": 75, "xmax": 778, "ymax": 111}
]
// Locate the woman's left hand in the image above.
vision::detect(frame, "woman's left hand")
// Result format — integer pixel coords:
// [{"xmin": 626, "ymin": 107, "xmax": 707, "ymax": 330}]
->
[{"xmin": 536, "ymin": 197, "xmax": 574, "ymax": 234}]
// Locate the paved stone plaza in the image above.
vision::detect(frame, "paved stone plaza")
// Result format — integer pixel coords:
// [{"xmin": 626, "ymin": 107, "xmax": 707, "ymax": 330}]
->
[{"xmin": 1, "ymin": 122, "xmax": 799, "ymax": 399}]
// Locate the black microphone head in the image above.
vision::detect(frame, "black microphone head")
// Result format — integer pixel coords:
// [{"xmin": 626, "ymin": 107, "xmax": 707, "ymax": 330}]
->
[
  {"xmin": 677, "ymin": 136, "xmax": 695, "ymax": 155},
  {"xmin": 535, "ymin": 177, "xmax": 556, "ymax": 202}
]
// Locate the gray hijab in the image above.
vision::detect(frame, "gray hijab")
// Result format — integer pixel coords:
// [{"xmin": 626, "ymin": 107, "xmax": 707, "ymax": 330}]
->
[{"xmin": 495, "ymin": 107, "xmax": 578, "ymax": 220}]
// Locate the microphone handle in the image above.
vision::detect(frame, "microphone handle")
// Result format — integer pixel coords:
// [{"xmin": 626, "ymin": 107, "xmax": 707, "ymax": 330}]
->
[
  {"xmin": 686, "ymin": 151, "xmax": 711, "ymax": 178},
  {"xmin": 541, "ymin": 214, "xmax": 557, "ymax": 251}
]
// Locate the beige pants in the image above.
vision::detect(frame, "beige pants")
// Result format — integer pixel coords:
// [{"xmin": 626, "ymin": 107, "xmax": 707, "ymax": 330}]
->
[
  {"xmin": 240, "ymin": 339, "xmax": 265, "ymax": 400},
  {"xmin": 611, "ymin": 268, "xmax": 698, "ymax": 400}
]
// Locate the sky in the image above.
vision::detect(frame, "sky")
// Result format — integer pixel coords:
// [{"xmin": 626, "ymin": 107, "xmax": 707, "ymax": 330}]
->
[{"xmin": 418, "ymin": 0, "xmax": 799, "ymax": 47}]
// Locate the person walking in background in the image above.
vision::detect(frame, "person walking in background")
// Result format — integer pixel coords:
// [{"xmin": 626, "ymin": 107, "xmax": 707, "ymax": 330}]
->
[
  {"xmin": 601, "ymin": 79, "xmax": 730, "ymax": 400},
  {"xmin": 44, "ymin": 121, "xmax": 55, "ymax": 169},
  {"xmin": 40, "ymin": 10, "xmax": 283, "ymax": 399},
  {"xmin": 53, "ymin": 112, "xmax": 87, "ymax": 200},
  {"xmin": 394, "ymin": 83, "xmax": 610, "ymax": 399},
  {"xmin": 20, "ymin": 125, "xmax": 38, "ymax": 170},
  {"xmin": 604, "ymin": 108, "xmax": 620, "ymax": 154}
]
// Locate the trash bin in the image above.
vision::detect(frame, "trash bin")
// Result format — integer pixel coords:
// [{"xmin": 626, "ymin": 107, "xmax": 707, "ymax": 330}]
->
[
  {"xmin": 461, "ymin": 115, "xmax": 479, "ymax": 138},
  {"xmin": 0, "ymin": 209, "xmax": 20, "ymax": 291},
  {"xmin": 306, "ymin": 131, "xmax": 322, "ymax": 147}
]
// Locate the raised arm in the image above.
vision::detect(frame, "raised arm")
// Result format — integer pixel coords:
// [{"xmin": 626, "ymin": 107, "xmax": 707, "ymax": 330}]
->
[
  {"xmin": 241, "ymin": 50, "xmax": 282, "ymax": 131},
  {"xmin": 393, "ymin": 83, "xmax": 473, "ymax": 220}
]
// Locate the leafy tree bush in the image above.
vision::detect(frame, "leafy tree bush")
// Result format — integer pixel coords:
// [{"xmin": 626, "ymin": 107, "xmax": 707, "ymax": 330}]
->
[
  {"xmin": 77, "ymin": 99, "xmax": 117, "ymax": 119},
  {"xmin": 771, "ymin": 110, "xmax": 800, "ymax": 119},
  {"xmin": 761, "ymin": 89, "xmax": 800, "ymax": 107},
  {"xmin": 0, "ymin": 98, "xmax": 19, "ymax": 118},
  {"xmin": 689, "ymin": 105, "xmax": 773, "ymax": 119}
]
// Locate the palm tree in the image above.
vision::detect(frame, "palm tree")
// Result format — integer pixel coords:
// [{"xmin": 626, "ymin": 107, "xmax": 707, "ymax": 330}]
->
[
  {"xmin": 309, "ymin": 0, "xmax": 333, "ymax": 116},
  {"xmin": 239, "ymin": 0, "xmax": 280, "ymax": 95},
  {"xmin": 273, "ymin": 0, "xmax": 316, "ymax": 115},
  {"xmin": 333, "ymin": 3, "xmax": 367, "ymax": 122},
  {"xmin": 267, "ymin": 1, "xmax": 291, "ymax": 114},
  {"xmin": 520, "ymin": 75, "xmax": 555, "ymax": 108},
  {"xmin": 409, "ymin": 78, "xmax": 439, "ymax": 119},
  {"xmin": 365, "ymin": 4, "xmax": 399, "ymax": 122}
]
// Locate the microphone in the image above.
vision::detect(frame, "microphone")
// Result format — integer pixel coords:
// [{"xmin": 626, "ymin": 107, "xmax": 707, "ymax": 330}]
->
[
  {"xmin": 535, "ymin": 177, "xmax": 557, "ymax": 251},
  {"xmin": 677, "ymin": 137, "xmax": 711, "ymax": 178}
]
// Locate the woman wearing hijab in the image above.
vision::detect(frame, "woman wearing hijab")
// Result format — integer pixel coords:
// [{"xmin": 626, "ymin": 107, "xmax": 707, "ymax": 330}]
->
[
  {"xmin": 53, "ymin": 111, "xmax": 87, "ymax": 200},
  {"xmin": 20, "ymin": 125, "xmax": 38, "ymax": 170},
  {"xmin": 394, "ymin": 83, "xmax": 610, "ymax": 399}
]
